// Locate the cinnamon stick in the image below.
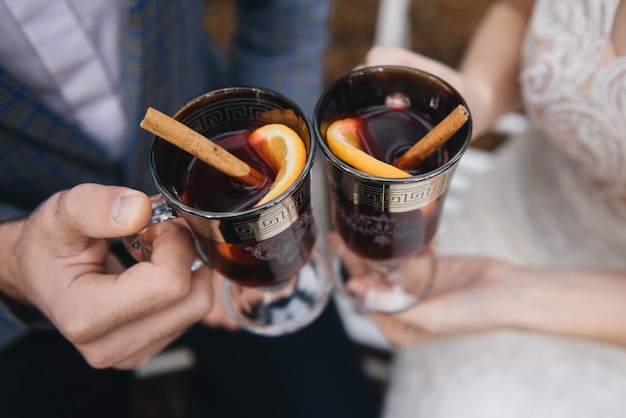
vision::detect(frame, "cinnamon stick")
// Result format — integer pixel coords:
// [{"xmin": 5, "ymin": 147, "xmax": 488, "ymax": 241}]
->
[
  {"xmin": 140, "ymin": 107, "xmax": 266, "ymax": 187},
  {"xmin": 394, "ymin": 104, "xmax": 469, "ymax": 171}
]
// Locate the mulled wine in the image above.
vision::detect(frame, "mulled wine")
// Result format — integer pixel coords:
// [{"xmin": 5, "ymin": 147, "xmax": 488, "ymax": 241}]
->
[
  {"xmin": 180, "ymin": 129, "xmax": 274, "ymax": 212},
  {"xmin": 145, "ymin": 86, "xmax": 330, "ymax": 334},
  {"xmin": 330, "ymin": 104, "xmax": 449, "ymax": 261},
  {"xmin": 314, "ymin": 66, "xmax": 472, "ymax": 313},
  {"xmin": 353, "ymin": 104, "xmax": 449, "ymax": 175},
  {"xmin": 179, "ymin": 129, "xmax": 316, "ymax": 288}
]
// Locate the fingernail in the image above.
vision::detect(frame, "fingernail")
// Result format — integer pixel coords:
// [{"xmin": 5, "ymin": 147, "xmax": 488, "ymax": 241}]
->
[{"xmin": 110, "ymin": 193, "xmax": 143, "ymax": 227}]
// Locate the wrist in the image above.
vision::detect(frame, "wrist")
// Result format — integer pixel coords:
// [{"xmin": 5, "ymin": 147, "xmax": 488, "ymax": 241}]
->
[
  {"xmin": 0, "ymin": 290, "xmax": 46, "ymax": 325},
  {"xmin": 482, "ymin": 259, "xmax": 533, "ymax": 330},
  {"xmin": 0, "ymin": 218, "xmax": 52, "ymax": 328},
  {"xmin": 0, "ymin": 218, "xmax": 28, "ymax": 303}
]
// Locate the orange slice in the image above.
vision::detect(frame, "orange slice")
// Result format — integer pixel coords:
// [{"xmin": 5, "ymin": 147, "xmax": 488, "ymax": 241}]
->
[
  {"xmin": 249, "ymin": 123, "xmax": 307, "ymax": 207},
  {"xmin": 326, "ymin": 118, "xmax": 411, "ymax": 178},
  {"xmin": 214, "ymin": 242, "xmax": 259, "ymax": 265}
]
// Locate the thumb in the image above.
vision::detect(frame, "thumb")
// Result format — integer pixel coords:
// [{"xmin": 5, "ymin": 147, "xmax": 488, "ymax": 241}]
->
[{"xmin": 43, "ymin": 184, "xmax": 153, "ymax": 241}]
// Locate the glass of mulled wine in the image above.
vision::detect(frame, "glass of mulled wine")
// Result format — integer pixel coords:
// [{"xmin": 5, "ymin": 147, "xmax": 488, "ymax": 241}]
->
[
  {"xmin": 127, "ymin": 87, "xmax": 332, "ymax": 336},
  {"xmin": 314, "ymin": 66, "xmax": 472, "ymax": 313}
]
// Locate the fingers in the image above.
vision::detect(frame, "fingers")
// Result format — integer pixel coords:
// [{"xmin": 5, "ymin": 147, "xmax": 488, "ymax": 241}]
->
[
  {"xmin": 354, "ymin": 46, "xmax": 415, "ymax": 71},
  {"xmin": 43, "ymin": 184, "xmax": 152, "ymax": 244},
  {"xmin": 105, "ymin": 253, "xmax": 126, "ymax": 275},
  {"xmin": 363, "ymin": 46, "xmax": 464, "ymax": 92},
  {"xmin": 327, "ymin": 231, "xmax": 439, "ymax": 347},
  {"xmin": 201, "ymin": 275, "xmax": 240, "ymax": 331},
  {"xmin": 76, "ymin": 263, "xmax": 214, "ymax": 369},
  {"xmin": 14, "ymin": 183, "xmax": 219, "ymax": 369},
  {"xmin": 326, "ymin": 231, "xmax": 369, "ymax": 277},
  {"xmin": 53, "ymin": 222, "xmax": 207, "ymax": 343},
  {"xmin": 370, "ymin": 313, "xmax": 434, "ymax": 347},
  {"xmin": 364, "ymin": 46, "xmax": 409, "ymax": 66}
]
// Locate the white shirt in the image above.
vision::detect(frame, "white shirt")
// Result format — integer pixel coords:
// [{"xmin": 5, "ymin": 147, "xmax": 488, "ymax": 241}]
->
[{"xmin": 0, "ymin": 0, "xmax": 127, "ymax": 160}]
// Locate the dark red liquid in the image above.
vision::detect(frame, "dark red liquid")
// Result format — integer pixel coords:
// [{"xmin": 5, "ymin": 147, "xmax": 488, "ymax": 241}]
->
[
  {"xmin": 331, "ymin": 105, "xmax": 448, "ymax": 261},
  {"xmin": 333, "ymin": 196, "xmax": 440, "ymax": 261},
  {"xmin": 354, "ymin": 105, "xmax": 448, "ymax": 175},
  {"xmin": 181, "ymin": 130, "xmax": 274, "ymax": 212},
  {"xmin": 206, "ymin": 213, "xmax": 316, "ymax": 287},
  {"xmin": 179, "ymin": 129, "xmax": 315, "ymax": 287}
]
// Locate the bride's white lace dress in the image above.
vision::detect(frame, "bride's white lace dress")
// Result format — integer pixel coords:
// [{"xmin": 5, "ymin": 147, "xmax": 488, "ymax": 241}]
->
[{"xmin": 383, "ymin": 0, "xmax": 626, "ymax": 416}]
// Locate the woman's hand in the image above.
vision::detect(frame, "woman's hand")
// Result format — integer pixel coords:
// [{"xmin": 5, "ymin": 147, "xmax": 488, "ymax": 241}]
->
[
  {"xmin": 330, "ymin": 229, "xmax": 626, "ymax": 349},
  {"xmin": 361, "ymin": 46, "xmax": 465, "ymax": 93},
  {"xmin": 328, "ymin": 232, "xmax": 515, "ymax": 347},
  {"xmin": 361, "ymin": 4, "xmax": 528, "ymax": 140},
  {"xmin": 359, "ymin": 45, "xmax": 495, "ymax": 137}
]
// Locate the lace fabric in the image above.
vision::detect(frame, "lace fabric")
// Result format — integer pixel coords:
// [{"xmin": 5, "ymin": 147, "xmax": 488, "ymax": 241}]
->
[
  {"xmin": 520, "ymin": 0, "xmax": 626, "ymax": 214},
  {"xmin": 437, "ymin": 0, "xmax": 626, "ymax": 268},
  {"xmin": 384, "ymin": 4, "xmax": 626, "ymax": 417}
]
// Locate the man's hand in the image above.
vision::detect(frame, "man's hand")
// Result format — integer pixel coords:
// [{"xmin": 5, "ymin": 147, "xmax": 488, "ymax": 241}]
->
[{"xmin": 0, "ymin": 184, "xmax": 214, "ymax": 369}]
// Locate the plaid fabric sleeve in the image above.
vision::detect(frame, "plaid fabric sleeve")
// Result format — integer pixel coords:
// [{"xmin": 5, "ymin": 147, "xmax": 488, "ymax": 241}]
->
[
  {"xmin": 0, "ymin": 296, "xmax": 26, "ymax": 350},
  {"xmin": 0, "ymin": 210, "xmax": 28, "ymax": 350},
  {"xmin": 230, "ymin": 0, "xmax": 332, "ymax": 117},
  {"xmin": 0, "ymin": 203, "xmax": 27, "ymax": 224}
]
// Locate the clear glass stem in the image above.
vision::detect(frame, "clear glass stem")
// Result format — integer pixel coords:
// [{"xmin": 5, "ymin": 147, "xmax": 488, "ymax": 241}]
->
[
  {"xmin": 222, "ymin": 250, "xmax": 332, "ymax": 336},
  {"xmin": 332, "ymin": 245, "xmax": 436, "ymax": 314}
]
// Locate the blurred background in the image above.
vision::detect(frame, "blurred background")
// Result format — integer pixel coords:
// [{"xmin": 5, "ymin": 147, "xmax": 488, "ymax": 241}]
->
[
  {"xmin": 205, "ymin": 0, "xmax": 494, "ymax": 85},
  {"xmin": 131, "ymin": 1, "xmax": 497, "ymax": 416}
]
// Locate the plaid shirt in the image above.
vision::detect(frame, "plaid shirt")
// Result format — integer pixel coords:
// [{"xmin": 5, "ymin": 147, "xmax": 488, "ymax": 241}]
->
[{"xmin": 0, "ymin": 0, "xmax": 330, "ymax": 349}]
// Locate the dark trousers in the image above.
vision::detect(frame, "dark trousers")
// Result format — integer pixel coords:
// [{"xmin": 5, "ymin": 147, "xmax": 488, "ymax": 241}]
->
[{"xmin": 0, "ymin": 300, "xmax": 380, "ymax": 418}]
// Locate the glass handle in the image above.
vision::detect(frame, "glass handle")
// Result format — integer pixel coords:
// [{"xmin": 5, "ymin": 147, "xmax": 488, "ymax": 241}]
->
[{"xmin": 122, "ymin": 194, "xmax": 178, "ymax": 262}]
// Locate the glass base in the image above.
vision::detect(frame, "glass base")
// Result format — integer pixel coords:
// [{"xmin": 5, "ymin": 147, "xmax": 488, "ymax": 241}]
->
[
  {"xmin": 331, "ymin": 246, "xmax": 436, "ymax": 314},
  {"xmin": 222, "ymin": 250, "xmax": 332, "ymax": 336}
]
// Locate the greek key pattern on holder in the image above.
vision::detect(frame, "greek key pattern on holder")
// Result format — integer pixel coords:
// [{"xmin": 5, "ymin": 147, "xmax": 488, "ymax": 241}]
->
[
  {"xmin": 230, "ymin": 186, "xmax": 308, "ymax": 241},
  {"xmin": 336, "ymin": 162, "xmax": 459, "ymax": 213},
  {"xmin": 184, "ymin": 98, "xmax": 280, "ymax": 130}
]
